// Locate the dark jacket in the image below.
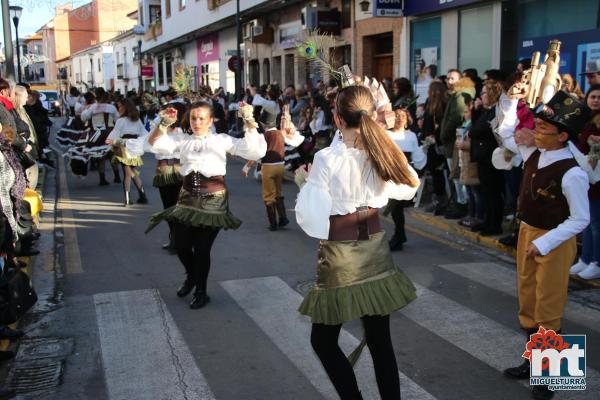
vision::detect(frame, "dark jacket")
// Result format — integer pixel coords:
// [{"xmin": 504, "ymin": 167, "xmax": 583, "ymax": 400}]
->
[
  {"xmin": 440, "ymin": 78, "xmax": 476, "ymax": 158},
  {"xmin": 469, "ymin": 108, "xmax": 498, "ymax": 164}
]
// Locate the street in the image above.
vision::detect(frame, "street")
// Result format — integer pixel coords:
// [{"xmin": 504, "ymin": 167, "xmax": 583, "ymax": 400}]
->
[{"xmin": 13, "ymin": 124, "xmax": 599, "ymax": 400}]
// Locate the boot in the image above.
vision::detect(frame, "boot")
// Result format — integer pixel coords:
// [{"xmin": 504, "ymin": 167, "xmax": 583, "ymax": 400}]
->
[
  {"xmin": 137, "ymin": 190, "xmax": 148, "ymax": 204},
  {"xmin": 177, "ymin": 279, "xmax": 195, "ymax": 297},
  {"xmin": 190, "ymin": 288, "xmax": 210, "ymax": 309},
  {"xmin": 123, "ymin": 192, "xmax": 131, "ymax": 206},
  {"xmin": 275, "ymin": 197, "xmax": 289, "ymax": 227},
  {"xmin": 503, "ymin": 359, "xmax": 530, "ymax": 380},
  {"xmin": 266, "ymin": 203, "xmax": 278, "ymax": 231},
  {"xmin": 162, "ymin": 233, "xmax": 176, "ymax": 253},
  {"xmin": 113, "ymin": 166, "xmax": 121, "ymax": 183},
  {"xmin": 99, "ymin": 173, "xmax": 109, "ymax": 186},
  {"xmin": 389, "ymin": 235, "xmax": 404, "ymax": 251}
]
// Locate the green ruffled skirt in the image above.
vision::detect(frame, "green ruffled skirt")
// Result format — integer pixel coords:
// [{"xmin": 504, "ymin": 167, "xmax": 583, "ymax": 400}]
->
[
  {"xmin": 153, "ymin": 164, "xmax": 183, "ymax": 188},
  {"xmin": 145, "ymin": 188, "xmax": 241, "ymax": 233},
  {"xmin": 298, "ymin": 231, "xmax": 416, "ymax": 325}
]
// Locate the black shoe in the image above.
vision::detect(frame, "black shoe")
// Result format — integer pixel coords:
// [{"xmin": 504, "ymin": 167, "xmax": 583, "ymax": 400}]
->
[
  {"xmin": 190, "ymin": 289, "xmax": 210, "ymax": 309},
  {"xmin": 0, "ymin": 327, "xmax": 24, "ymax": 341},
  {"xmin": 389, "ymin": 240, "xmax": 404, "ymax": 251},
  {"xmin": 99, "ymin": 177, "xmax": 109, "ymax": 186},
  {"xmin": 504, "ymin": 359, "xmax": 530, "ymax": 380},
  {"xmin": 531, "ymin": 385, "xmax": 554, "ymax": 400},
  {"xmin": 471, "ymin": 223, "xmax": 486, "ymax": 232},
  {"xmin": 177, "ymin": 280, "xmax": 195, "ymax": 298},
  {"xmin": 0, "ymin": 351, "xmax": 15, "ymax": 362},
  {"xmin": 433, "ymin": 202, "xmax": 448, "ymax": 216},
  {"xmin": 114, "ymin": 175, "xmax": 121, "ymax": 183},
  {"xmin": 444, "ymin": 203, "xmax": 468, "ymax": 220},
  {"xmin": 137, "ymin": 192, "xmax": 148, "ymax": 204},
  {"xmin": 499, "ymin": 233, "xmax": 518, "ymax": 248},
  {"xmin": 480, "ymin": 227, "xmax": 503, "ymax": 236},
  {"xmin": 16, "ymin": 248, "xmax": 40, "ymax": 256}
]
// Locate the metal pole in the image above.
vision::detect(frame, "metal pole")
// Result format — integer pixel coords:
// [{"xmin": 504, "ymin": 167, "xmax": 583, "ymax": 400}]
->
[
  {"xmin": 14, "ymin": 17, "xmax": 21, "ymax": 82},
  {"xmin": 2, "ymin": 0, "xmax": 15, "ymax": 80},
  {"xmin": 138, "ymin": 39, "xmax": 143, "ymax": 94},
  {"xmin": 235, "ymin": 0, "xmax": 241, "ymax": 100}
]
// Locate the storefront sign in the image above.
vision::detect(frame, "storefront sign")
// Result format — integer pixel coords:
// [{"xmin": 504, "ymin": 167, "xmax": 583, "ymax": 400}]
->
[
  {"xmin": 518, "ymin": 29, "xmax": 600, "ymax": 93},
  {"xmin": 317, "ymin": 11, "xmax": 341, "ymax": 35},
  {"xmin": 374, "ymin": 0, "xmax": 404, "ymax": 17},
  {"xmin": 403, "ymin": 0, "xmax": 483, "ymax": 16},
  {"xmin": 141, "ymin": 65, "xmax": 154, "ymax": 77},
  {"xmin": 197, "ymin": 33, "xmax": 220, "ymax": 65}
]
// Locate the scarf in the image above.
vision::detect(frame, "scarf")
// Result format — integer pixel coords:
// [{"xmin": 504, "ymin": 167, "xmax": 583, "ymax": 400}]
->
[{"xmin": 0, "ymin": 96, "xmax": 14, "ymax": 111}]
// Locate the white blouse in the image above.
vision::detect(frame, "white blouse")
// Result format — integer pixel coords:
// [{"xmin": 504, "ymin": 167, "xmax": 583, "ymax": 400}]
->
[
  {"xmin": 295, "ymin": 141, "xmax": 420, "ymax": 239},
  {"xmin": 107, "ymin": 117, "xmax": 148, "ymax": 142},
  {"xmin": 149, "ymin": 129, "xmax": 267, "ymax": 177},
  {"xmin": 387, "ymin": 130, "xmax": 427, "ymax": 170}
]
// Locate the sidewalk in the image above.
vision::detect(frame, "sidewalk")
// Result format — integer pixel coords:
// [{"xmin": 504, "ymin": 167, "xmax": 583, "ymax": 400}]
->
[{"xmin": 406, "ymin": 207, "xmax": 600, "ymax": 289}]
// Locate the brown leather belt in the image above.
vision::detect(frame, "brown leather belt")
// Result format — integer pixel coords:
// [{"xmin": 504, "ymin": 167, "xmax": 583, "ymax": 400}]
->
[
  {"xmin": 182, "ymin": 172, "xmax": 226, "ymax": 195},
  {"xmin": 157, "ymin": 158, "xmax": 180, "ymax": 166},
  {"xmin": 328, "ymin": 207, "xmax": 381, "ymax": 241}
]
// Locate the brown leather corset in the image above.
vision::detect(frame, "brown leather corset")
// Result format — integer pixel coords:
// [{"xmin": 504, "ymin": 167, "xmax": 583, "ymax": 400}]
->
[
  {"xmin": 328, "ymin": 207, "xmax": 381, "ymax": 241},
  {"xmin": 182, "ymin": 172, "xmax": 226, "ymax": 196},
  {"xmin": 157, "ymin": 158, "xmax": 180, "ymax": 167}
]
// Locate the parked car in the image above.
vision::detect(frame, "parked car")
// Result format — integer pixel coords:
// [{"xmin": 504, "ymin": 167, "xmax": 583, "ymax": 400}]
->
[{"xmin": 38, "ymin": 90, "xmax": 62, "ymax": 116}]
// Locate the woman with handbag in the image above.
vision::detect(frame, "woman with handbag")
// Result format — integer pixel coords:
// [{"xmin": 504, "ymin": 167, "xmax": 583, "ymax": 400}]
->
[
  {"xmin": 145, "ymin": 101, "xmax": 266, "ymax": 309},
  {"xmin": 105, "ymin": 98, "xmax": 149, "ymax": 206},
  {"xmin": 295, "ymin": 85, "xmax": 419, "ymax": 400}
]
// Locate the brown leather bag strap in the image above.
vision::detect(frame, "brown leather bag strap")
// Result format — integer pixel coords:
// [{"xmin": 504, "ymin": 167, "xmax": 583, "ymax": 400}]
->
[{"xmin": 356, "ymin": 206, "xmax": 370, "ymax": 241}]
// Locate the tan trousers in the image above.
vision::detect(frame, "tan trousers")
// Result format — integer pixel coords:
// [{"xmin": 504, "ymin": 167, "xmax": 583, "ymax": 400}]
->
[
  {"xmin": 516, "ymin": 223, "xmax": 576, "ymax": 331},
  {"xmin": 261, "ymin": 164, "xmax": 284, "ymax": 205}
]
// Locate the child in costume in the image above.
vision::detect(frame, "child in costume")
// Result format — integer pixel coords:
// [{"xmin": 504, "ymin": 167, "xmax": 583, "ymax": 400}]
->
[
  {"xmin": 145, "ymin": 102, "xmax": 266, "ymax": 309},
  {"xmin": 500, "ymin": 85, "xmax": 590, "ymax": 400},
  {"xmin": 295, "ymin": 82, "xmax": 420, "ymax": 399}
]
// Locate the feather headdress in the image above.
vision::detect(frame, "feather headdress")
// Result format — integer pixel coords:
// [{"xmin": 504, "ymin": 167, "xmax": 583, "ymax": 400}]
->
[
  {"xmin": 296, "ymin": 30, "xmax": 355, "ymax": 89},
  {"xmin": 173, "ymin": 65, "xmax": 194, "ymax": 98}
]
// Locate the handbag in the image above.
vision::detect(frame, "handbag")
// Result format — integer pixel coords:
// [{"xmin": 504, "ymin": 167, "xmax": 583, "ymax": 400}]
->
[{"xmin": 0, "ymin": 267, "xmax": 37, "ymax": 325}]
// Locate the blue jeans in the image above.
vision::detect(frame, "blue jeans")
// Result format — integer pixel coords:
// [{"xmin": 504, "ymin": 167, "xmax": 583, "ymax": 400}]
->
[
  {"xmin": 466, "ymin": 185, "xmax": 484, "ymax": 220},
  {"xmin": 581, "ymin": 199, "xmax": 600, "ymax": 264}
]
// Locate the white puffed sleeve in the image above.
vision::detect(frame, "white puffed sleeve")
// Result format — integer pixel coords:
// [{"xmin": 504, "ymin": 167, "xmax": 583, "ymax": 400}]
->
[
  {"xmin": 295, "ymin": 152, "xmax": 333, "ymax": 239},
  {"xmin": 222, "ymin": 128, "xmax": 267, "ymax": 161},
  {"xmin": 284, "ymin": 128, "xmax": 305, "ymax": 147},
  {"xmin": 384, "ymin": 165, "xmax": 420, "ymax": 201},
  {"xmin": 150, "ymin": 131, "xmax": 180, "ymax": 155}
]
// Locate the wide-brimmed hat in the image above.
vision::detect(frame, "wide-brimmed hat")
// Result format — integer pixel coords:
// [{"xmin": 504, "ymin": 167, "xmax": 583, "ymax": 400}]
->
[{"xmin": 580, "ymin": 59, "xmax": 600, "ymax": 75}]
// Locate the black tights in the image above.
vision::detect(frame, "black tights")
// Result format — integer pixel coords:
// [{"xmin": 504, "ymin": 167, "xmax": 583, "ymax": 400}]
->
[
  {"xmin": 311, "ymin": 315, "xmax": 400, "ymax": 400},
  {"xmin": 159, "ymin": 184, "xmax": 182, "ymax": 237},
  {"xmin": 173, "ymin": 224, "xmax": 220, "ymax": 291}
]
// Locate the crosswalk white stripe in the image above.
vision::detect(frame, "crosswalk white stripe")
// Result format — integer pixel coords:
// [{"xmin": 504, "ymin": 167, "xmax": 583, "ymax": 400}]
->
[
  {"xmin": 221, "ymin": 276, "xmax": 436, "ymax": 400},
  {"xmin": 438, "ymin": 262, "xmax": 600, "ymax": 332},
  {"xmin": 94, "ymin": 289, "xmax": 216, "ymax": 400},
  {"xmin": 403, "ymin": 283, "xmax": 599, "ymax": 399}
]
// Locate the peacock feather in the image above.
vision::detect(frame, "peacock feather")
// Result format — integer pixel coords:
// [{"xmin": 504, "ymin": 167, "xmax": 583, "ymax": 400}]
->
[
  {"xmin": 295, "ymin": 30, "xmax": 346, "ymax": 85},
  {"xmin": 173, "ymin": 65, "xmax": 194, "ymax": 97}
]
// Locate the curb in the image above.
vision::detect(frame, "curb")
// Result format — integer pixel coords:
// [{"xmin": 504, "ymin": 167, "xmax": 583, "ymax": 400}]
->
[{"xmin": 407, "ymin": 208, "xmax": 600, "ymax": 289}]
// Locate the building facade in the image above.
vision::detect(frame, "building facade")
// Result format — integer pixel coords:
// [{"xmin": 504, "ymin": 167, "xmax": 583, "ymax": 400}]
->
[
  {"xmin": 24, "ymin": 34, "xmax": 47, "ymax": 84},
  {"xmin": 70, "ymin": 44, "xmax": 114, "ymax": 92}
]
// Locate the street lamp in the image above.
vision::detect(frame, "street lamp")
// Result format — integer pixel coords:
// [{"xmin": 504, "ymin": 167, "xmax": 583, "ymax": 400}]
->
[
  {"xmin": 9, "ymin": 5, "xmax": 23, "ymax": 82},
  {"xmin": 133, "ymin": 25, "xmax": 145, "ymax": 94}
]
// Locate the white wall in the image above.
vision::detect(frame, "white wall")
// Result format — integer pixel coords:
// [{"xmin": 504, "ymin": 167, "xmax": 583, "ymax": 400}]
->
[{"xmin": 218, "ymin": 27, "xmax": 237, "ymax": 94}]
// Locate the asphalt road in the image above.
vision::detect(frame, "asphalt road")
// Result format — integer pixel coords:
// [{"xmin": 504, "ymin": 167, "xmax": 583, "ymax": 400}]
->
[{"xmin": 22, "ymin": 127, "xmax": 600, "ymax": 400}]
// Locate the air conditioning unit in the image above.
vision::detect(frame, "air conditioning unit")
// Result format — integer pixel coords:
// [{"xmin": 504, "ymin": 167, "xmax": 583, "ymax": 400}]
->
[
  {"xmin": 243, "ymin": 21, "xmax": 255, "ymax": 40},
  {"xmin": 301, "ymin": 6, "xmax": 318, "ymax": 30},
  {"xmin": 252, "ymin": 25, "xmax": 264, "ymax": 37}
]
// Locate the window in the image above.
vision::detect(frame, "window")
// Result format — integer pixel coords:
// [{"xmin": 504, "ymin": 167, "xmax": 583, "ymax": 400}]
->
[
  {"xmin": 149, "ymin": 5, "xmax": 161, "ymax": 23},
  {"xmin": 341, "ymin": 1, "xmax": 351, "ymax": 29},
  {"xmin": 98, "ymin": 58, "xmax": 101, "ymax": 72},
  {"xmin": 459, "ymin": 5, "xmax": 494, "ymax": 74},
  {"xmin": 165, "ymin": 53, "xmax": 173, "ymax": 84},
  {"xmin": 166, "ymin": 0, "xmax": 171, "ymax": 17},
  {"xmin": 180, "ymin": 0, "xmax": 186, "ymax": 10},
  {"xmin": 39, "ymin": 68, "xmax": 45, "ymax": 78},
  {"xmin": 279, "ymin": 25, "xmax": 301, "ymax": 49},
  {"xmin": 158, "ymin": 55, "xmax": 164, "ymax": 85}
]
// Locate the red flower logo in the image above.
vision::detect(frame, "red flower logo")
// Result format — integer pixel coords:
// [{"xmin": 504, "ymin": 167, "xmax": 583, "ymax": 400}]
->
[{"xmin": 522, "ymin": 327, "xmax": 570, "ymax": 371}]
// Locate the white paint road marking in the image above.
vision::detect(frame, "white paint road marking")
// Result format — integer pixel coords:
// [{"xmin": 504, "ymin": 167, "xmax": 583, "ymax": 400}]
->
[
  {"xmin": 402, "ymin": 283, "xmax": 599, "ymax": 399},
  {"xmin": 221, "ymin": 276, "xmax": 436, "ymax": 400},
  {"xmin": 438, "ymin": 262, "xmax": 600, "ymax": 332},
  {"xmin": 94, "ymin": 289, "xmax": 215, "ymax": 400}
]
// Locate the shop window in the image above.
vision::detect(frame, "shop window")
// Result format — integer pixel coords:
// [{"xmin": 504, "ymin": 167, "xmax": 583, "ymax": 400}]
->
[
  {"xmin": 249, "ymin": 60, "xmax": 260, "ymax": 86},
  {"xmin": 263, "ymin": 59, "xmax": 270, "ymax": 85},
  {"xmin": 158, "ymin": 55, "xmax": 164, "ymax": 85},
  {"xmin": 200, "ymin": 63, "xmax": 219, "ymax": 91},
  {"xmin": 518, "ymin": 0, "xmax": 598, "ymax": 42},
  {"xmin": 284, "ymin": 54, "xmax": 294, "ymax": 87},
  {"xmin": 410, "ymin": 17, "xmax": 441, "ymax": 101},
  {"xmin": 459, "ymin": 5, "xmax": 494, "ymax": 74},
  {"xmin": 165, "ymin": 53, "xmax": 173, "ymax": 84}
]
